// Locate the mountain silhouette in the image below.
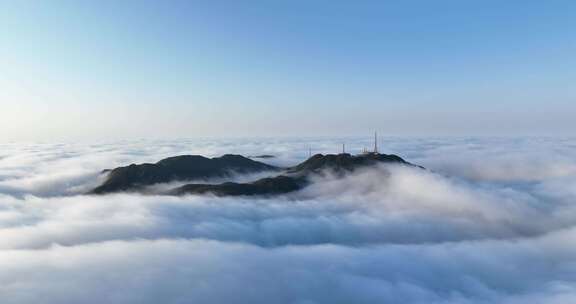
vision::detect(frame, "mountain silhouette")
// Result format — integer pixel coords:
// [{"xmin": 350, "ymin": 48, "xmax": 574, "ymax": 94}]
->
[
  {"xmin": 171, "ymin": 152, "xmax": 418, "ymax": 196},
  {"xmin": 91, "ymin": 152, "xmax": 420, "ymax": 196},
  {"xmin": 287, "ymin": 152, "xmax": 415, "ymax": 175},
  {"xmin": 90, "ymin": 154, "xmax": 277, "ymax": 194}
]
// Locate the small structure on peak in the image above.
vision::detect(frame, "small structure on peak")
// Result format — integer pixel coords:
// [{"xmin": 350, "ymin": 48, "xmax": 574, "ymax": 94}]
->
[
  {"xmin": 361, "ymin": 131, "xmax": 380, "ymax": 155},
  {"xmin": 374, "ymin": 131, "xmax": 379, "ymax": 154}
]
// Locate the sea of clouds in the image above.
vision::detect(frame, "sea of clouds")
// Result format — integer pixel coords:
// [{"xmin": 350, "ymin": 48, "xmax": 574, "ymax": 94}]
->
[{"xmin": 1, "ymin": 137, "xmax": 576, "ymax": 303}]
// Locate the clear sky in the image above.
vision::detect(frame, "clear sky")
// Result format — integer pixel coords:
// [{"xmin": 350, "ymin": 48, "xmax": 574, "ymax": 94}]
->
[{"xmin": 1, "ymin": 0, "xmax": 575, "ymax": 141}]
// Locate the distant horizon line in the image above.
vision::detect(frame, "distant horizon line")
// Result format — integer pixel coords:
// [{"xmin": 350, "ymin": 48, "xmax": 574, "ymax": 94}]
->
[{"xmin": 1, "ymin": 134, "xmax": 574, "ymax": 144}]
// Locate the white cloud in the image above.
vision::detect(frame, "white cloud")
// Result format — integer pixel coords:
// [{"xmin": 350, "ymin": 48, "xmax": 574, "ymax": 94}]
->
[{"xmin": 0, "ymin": 137, "xmax": 575, "ymax": 303}]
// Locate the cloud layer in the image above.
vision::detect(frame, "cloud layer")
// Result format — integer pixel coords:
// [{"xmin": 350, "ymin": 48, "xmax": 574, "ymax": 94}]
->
[{"xmin": 1, "ymin": 137, "xmax": 576, "ymax": 303}]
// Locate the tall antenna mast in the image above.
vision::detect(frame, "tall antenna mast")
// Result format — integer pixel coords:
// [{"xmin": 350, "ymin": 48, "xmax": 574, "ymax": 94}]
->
[
  {"xmin": 374, "ymin": 131, "xmax": 378, "ymax": 153},
  {"xmin": 342, "ymin": 143, "xmax": 345, "ymax": 154},
  {"xmin": 308, "ymin": 146, "xmax": 312, "ymax": 158}
]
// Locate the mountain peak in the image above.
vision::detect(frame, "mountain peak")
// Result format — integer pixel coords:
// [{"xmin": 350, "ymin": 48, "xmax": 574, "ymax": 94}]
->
[
  {"xmin": 90, "ymin": 151, "xmax": 422, "ymax": 197},
  {"xmin": 287, "ymin": 152, "xmax": 411, "ymax": 176},
  {"xmin": 90, "ymin": 154, "xmax": 277, "ymax": 194}
]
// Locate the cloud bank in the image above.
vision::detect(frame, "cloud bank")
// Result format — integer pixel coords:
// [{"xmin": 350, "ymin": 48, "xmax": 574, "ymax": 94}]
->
[{"xmin": 0, "ymin": 137, "xmax": 575, "ymax": 303}]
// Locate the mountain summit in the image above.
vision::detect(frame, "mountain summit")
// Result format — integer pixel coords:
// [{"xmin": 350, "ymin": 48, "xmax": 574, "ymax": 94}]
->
[
  {"xmin": 287, "ymin": 152, "xmax": 413, "ymax": 175},
  {"xmin": 170, "ymin": 152, "xmax": 416, "ymax": 196},
  {"xmin": 90, "ymin": 154, "xmax": 277, "ymax": 194},
  {"xmin": 91, "ymin": 152, "xmax": 420, "ymax": 196}
]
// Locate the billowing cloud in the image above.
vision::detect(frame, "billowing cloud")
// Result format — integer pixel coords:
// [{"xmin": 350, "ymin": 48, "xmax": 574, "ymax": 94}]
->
[{"xmin": 0, "ymin": 137, "xmax": 575, "ymax": 303}]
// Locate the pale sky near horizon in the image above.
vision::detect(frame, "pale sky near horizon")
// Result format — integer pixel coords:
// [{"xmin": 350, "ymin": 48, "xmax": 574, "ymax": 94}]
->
[{"xmin": 1, "ymin": 0, "xmax": 575, "ymax": 141}]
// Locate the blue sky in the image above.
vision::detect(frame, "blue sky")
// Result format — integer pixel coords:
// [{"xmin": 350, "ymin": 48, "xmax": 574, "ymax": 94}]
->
[{"xmin": 1, "ymin": 0, "xmax": 575, "ymax": 140}]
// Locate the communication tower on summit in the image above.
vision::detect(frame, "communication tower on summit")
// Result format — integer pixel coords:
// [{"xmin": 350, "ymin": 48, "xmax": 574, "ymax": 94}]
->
[
  {"xmin": 360, "ymin": 131, "xmax": 379, "ymax": 155},
  {"xmin": 374, "ymin": 131, "xmax": 378, "ymax": 154}
]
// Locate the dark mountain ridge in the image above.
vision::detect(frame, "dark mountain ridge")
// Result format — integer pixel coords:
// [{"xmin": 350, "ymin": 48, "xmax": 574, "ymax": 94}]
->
[
  {"xmin": 90, "ymin": 154, "xmax": 278, "ymax": 194},
  {"xmin": 171, "ymin": 152, "xmax": 417, "ymax": 196},
  {"xmin": 170, "ymin": 175, "xmax": 307, "ymax": 196},
  {"xmin": 90, "ymin": 152, "xmax": 420, "ymax": 196},
  {"xmin": 287, "ymin": 152, "xmax": 415, "ymax": 176}
]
